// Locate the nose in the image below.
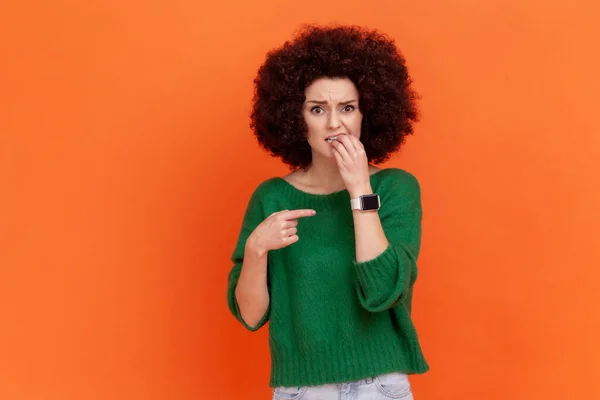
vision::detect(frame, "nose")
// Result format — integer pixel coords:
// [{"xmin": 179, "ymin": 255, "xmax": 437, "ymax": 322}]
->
[{"xmin": 327, "ymin": 111, "xmax": 342, "ymax": 130}]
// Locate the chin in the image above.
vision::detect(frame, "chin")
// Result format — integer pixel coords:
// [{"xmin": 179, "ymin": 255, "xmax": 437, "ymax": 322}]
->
[{"xmin": 311, "ymin": 147, "xmax": 335, "ymax": 160}]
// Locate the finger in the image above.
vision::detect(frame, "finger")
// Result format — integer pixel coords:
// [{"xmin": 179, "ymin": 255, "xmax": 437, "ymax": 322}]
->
[
  {"xmin": 284, "ymin": 227, "xmax": 298, "ymax": 236},
  {"xmin": 331, "ymin": 139, "xmax": 351, "ymax": 162},
  {"xmin": 285, "ymin": 235, "xmax": 299, "ymax": 244},
  {"xmin": 336, "ymin": 134, "xmax": 358, "ymax": 151},
  {"xmin": 283, "ymin": 219, "xmax": 299, "ymax": 228},
  {"xmin": 281, "ymin": 209, "xmax": 316, "ymax": 220},
  {"xmin": 332, "ymin": 144, "xmax": 345, "ymax": 166},
  {"xmin": 348, "ymin": 134, "xmax": 364, "ymax": 150}
]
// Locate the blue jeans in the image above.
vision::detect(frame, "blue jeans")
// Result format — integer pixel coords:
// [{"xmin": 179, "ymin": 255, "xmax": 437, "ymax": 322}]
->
[{"xmin": 272, "ymin": 372, "xmax": 413, "ymax": 400}]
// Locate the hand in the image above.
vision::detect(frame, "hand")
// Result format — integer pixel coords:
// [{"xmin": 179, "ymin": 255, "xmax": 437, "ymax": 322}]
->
[
  {"xmin": 247, "ymin": 209, "xmax": 316, "ymax": 256},
  {"xmin": 330, "ymin": 135, "xmax": 372, "ymax": 197}
]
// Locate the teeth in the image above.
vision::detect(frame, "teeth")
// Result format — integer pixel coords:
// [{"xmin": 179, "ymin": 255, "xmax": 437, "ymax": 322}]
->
[{"xmin": 325, "ymin": 136, "xmax": 338, "ymax": 143}]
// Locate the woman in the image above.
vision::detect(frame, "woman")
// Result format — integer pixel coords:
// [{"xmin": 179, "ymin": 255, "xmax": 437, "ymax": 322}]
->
[{"xmin": 227, "ymin": 24, "xmax": 428, "ymax": 399}]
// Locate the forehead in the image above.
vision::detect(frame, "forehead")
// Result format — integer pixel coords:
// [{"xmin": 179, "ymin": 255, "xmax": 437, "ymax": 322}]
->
[{"xmin": 304, "ymin": 77, "xmax": 358, "ymax": 100}]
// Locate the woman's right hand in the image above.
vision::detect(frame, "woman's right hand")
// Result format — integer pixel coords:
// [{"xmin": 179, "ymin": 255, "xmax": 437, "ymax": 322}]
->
[{"xmin": 247, "ymin": 209, "xmax": 316, "ymax": 255}]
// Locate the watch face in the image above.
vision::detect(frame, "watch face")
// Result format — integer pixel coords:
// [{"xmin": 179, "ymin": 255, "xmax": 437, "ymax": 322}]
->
[{"xmin": 361, "ymin": 194, "xmax": 380, "ymax": 210}]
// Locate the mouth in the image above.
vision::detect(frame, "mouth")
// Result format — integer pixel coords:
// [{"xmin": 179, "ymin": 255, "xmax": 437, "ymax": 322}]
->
[{"xmin": 324, "ymin": 134, "xmax": 346, "ymax": 143}]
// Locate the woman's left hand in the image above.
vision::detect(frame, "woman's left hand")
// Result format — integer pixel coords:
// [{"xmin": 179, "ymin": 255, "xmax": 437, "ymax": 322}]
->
[{"xmin": 330, "ymin": 135, "xmax": 373, "ymax": 198}]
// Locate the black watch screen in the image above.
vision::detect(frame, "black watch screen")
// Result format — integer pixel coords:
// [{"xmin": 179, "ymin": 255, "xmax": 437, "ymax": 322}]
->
[{"xmin": 361, "ymin": 194, "xmax": 380, "ymax": 210}]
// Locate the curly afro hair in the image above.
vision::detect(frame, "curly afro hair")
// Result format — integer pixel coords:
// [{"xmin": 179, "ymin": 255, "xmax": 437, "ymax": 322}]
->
[{"xmin": 250, "ymin": 24, "xmax": 419, "ymax": 170}]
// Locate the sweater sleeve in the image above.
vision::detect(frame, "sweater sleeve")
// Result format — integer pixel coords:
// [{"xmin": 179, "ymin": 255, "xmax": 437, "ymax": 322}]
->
[
  {"xmin": 226, "ymin": 184, "xmax": 271, "ymax": 331},
  {"xmin": 354, "ymin": 171, "xmax": 422, "ymax": 313}
]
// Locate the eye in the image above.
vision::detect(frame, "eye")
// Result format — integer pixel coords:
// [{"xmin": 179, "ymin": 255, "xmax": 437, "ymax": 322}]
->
[
  {"xmin": 342, "ymin": 105, "xmax": 355, "ymax": 112},
  {"xmin": 311, "ymin": 106, "xmax": 325, "ymax": 115}
]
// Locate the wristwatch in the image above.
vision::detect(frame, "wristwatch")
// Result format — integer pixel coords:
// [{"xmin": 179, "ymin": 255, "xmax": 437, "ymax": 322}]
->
[{"xmin": 350, "ymin": 193, "xmax": 381, "ymax": 211}]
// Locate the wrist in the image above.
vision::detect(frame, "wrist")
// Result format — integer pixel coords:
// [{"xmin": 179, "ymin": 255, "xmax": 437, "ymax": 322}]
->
[
  {"xmin": 349, "ymin": 185, "xmax": 373, "ymax": 199},
  {"xmin": 246, "ymin": 235, "xmax": 268, "ymax": 259}
]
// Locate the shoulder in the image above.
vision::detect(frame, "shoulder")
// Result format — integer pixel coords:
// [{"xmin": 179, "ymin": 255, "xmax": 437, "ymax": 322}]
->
[
  {"xmin": 239, "ymin": 177, "xmax": 284, "ymax": 223},
  {"xmin": 245, "ymin": 176, "xmax": 285, "ymax": 205},
  {"xmin": 374, "ymin": 168, "xmax": 421, "ymax": 212},
  {"xmin": 257, "ymin": 176, "xmax": 286, "ymax": 194},
  {"xmin": 375, "ymin": 168, "xmax": 420, "ymax": 192}
]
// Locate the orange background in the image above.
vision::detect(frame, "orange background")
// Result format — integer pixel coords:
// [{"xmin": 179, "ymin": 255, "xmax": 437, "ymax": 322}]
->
[{"xmin": 1, "ymin": 0, "xmax": 599, "ymax": 399}]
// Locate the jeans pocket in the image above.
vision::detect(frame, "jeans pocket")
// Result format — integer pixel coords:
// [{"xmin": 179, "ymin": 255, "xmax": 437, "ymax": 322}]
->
[
  {"xmin": 272, "ymin": 385, "xmax": 308, "ymax": 400},
  {"xmin": 374, "ymin": 372, "xmax": 412, "ymax": 398}
]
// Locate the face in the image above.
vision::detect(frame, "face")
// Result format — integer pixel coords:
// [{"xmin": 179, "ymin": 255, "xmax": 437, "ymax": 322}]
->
[{"xmin": 303, "ymin": 77, "xmax": 363, "ymax": 160}]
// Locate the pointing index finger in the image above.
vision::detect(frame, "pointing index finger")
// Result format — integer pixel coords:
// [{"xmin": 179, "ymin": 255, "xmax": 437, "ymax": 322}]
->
[{"xmin": 283, "ymin": 209, "xmax": 317, "ymax": 219}]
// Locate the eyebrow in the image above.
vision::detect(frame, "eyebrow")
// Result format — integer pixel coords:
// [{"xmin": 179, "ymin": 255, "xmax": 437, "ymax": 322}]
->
[{"xmin": 305, "ymin": 99, "xmax": 358, "ymax": 105}]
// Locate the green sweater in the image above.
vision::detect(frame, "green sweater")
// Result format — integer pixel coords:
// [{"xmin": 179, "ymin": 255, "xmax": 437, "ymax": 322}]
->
[{"xmin": 227, "ymin": 168, "xmax": 429, "ymax": 387}]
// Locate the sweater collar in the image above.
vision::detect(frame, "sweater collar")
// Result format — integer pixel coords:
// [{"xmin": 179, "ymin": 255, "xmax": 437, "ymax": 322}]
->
[{"xmin": 273, "ymin": 169, "xmax": 386, "ymax": 211}]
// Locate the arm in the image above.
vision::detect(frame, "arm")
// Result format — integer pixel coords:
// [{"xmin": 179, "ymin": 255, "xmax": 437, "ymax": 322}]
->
[
  {"xmin": 350, "ymin": 184, "xmax": 389, "ymax": 263},
  {"xmin": 230, "ymin": 238, "xmax": 270, "ymax": 331},
  {"xmin": 227, "ymin": 188, "xmax": 271, "ymax": 332},
  {"xmin": 227, "ymin": 185, "xmax": 314, "ymax": 331},
  {"xmin": 351, "ymin": 172, "xmax": 422, "ymax": 312},
  {"xmin": 328, "ymin": 135, "xmax": 421, "ymax": 313}
]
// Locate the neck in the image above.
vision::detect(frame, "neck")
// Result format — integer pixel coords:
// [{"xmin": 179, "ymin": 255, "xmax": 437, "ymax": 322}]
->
[{"xmin": 304, "ymin": 155, "xmax": 346, "ymax": 193}]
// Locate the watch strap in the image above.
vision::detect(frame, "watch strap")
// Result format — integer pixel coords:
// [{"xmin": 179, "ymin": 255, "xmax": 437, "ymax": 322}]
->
[
  {"xmin": 350, "ymin": 194, "xmax": 380, "ymax": 211},
  {"xmin": 350, "ymin": 197, "xmax": 362, "ymax": 210}
]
